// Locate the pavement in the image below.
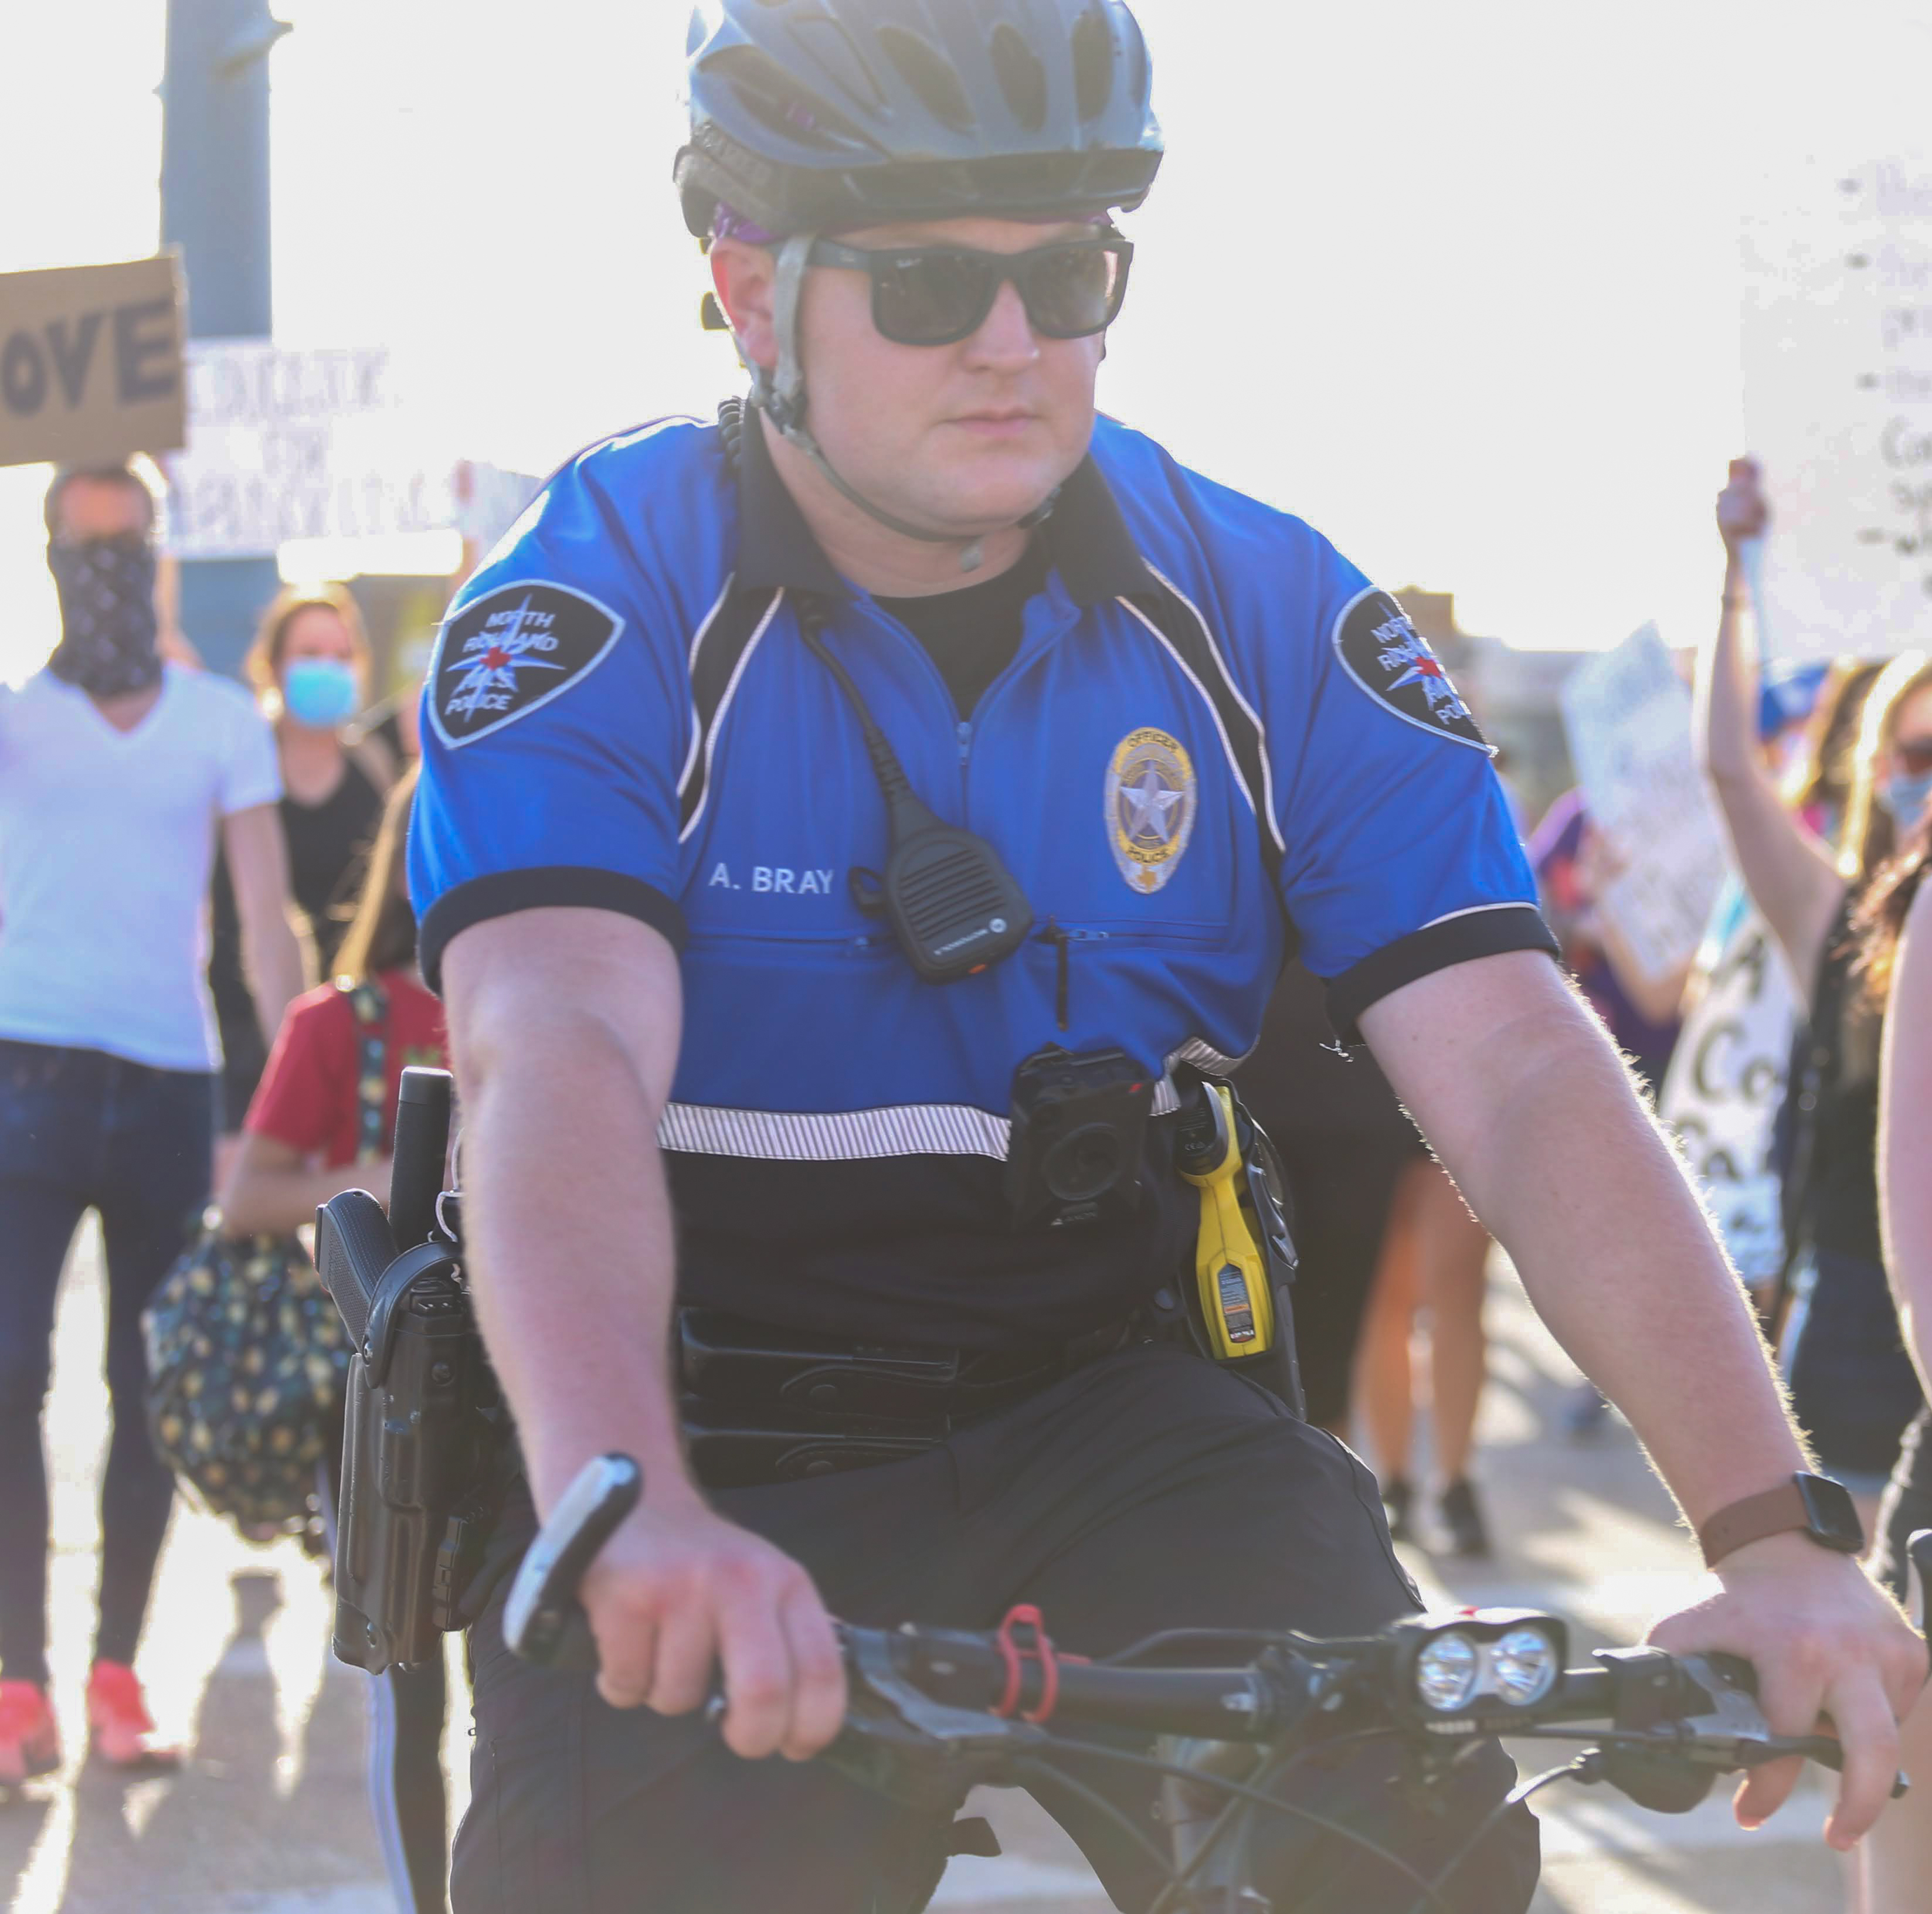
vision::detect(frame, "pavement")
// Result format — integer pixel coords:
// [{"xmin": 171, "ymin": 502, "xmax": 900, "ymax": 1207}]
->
[{"xmin": 5, "ymin": 1226, "xmax": 1852, "ymax": 1913}]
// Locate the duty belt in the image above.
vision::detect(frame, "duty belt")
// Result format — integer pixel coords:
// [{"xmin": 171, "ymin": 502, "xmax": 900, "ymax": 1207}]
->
[{"xmin": 677, "ymin": 1307, "xmax": 1138, "ymax": 1490}]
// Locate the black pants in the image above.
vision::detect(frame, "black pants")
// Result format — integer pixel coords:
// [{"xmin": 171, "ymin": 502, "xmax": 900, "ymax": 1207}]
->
[
  {"xmin": 0, "ymin": 1039, "xmax": 212, "ymax": 1686},
  {"xmin": 368, "ymin": 1656, "xmax": 451, "ymax": 1913},
  {"xmin": 1875, "ymin": 1407, "xmax": 1932, "ymax": 1610},
  {"xmin": 323, "ymin": 1454, "xmax": 453, "ymax": 1913},
  {"xmin": 453, "ymin": 1346, "xmax": 1539, "ymax": 1913},
  {"xmin": 1274, "ymin": 1129, "xmax": 1421, "ymax": 1429},
  {"xmin": 1786, "ymin": 1247, "xmax": 1924, "ymax": 1487}
]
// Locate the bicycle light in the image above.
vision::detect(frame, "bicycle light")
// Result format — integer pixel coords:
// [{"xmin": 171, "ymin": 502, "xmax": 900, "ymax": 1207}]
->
[
  {"xmin": 1490, "ymin": 1625, "xmax": 1560, "ymax": 1707},
  {"xmin": 1393, "ymin": 1610, "xmax": 1568, "ymax": 1728},
  {"xmin": 1414, "ymin": 1633, "xmax": 1480, "ymax": 1712}
]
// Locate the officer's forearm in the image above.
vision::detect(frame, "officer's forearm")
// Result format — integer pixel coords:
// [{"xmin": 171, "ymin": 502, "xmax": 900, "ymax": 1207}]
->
[
  {"xmin": 1371, "ymin": 957, "xmax": 1808, "ymax": 1530},
  {"xmin": 454, "ymin": 1011, "xmax": 698, "ymax": 1519}
]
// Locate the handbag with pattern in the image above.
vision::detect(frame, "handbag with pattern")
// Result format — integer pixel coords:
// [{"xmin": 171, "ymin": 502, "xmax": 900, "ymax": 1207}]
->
[{"xmin": 144, "ymin": 983, "xmax": 391, "ymax": 1534}]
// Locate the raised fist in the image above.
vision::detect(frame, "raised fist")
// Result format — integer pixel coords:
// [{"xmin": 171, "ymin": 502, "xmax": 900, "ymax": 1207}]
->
[{"xmin": 1716, "ymin": 456, "xmax": 1769, "ymax": 553}]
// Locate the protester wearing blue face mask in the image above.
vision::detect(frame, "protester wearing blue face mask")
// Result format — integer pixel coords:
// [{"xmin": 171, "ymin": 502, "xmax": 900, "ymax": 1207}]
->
[
  {"xmin": 1880, "ymin": 750, "xmax": 1932, "ymax": 840},
  {"xmin": 207, "ymin": 587, "xmax": 397, "ymax": 1163},
  {"xmin": 1703, "ymin": 457, "xmax": 1932, "ymax": 1531}
]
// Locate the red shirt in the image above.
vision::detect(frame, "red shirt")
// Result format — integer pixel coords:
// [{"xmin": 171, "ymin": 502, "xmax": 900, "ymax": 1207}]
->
[{"xmin": 245, "ymin": 970, "xmax": 447, "ymax": 1168}]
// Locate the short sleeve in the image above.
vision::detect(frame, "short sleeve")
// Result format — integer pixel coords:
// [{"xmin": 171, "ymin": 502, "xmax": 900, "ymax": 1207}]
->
[
  {"xmin": 217, "ymin": 689, "xmax": 281, "ymax": 816},
  {"xmin": 1275, "ymin": 556, "xmax": 1556, "ymax": 1041},
  {"xmin": 245, "ymin": 988, "xmax": 348, "ymax": 1157},
  {"xmin": 408, "ymin": 455, "xmax": 695, "ymax": 992}
]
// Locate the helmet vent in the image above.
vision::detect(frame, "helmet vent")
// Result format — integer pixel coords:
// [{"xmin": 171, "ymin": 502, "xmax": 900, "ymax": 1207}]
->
[
  {"xmin": 988, "ymin": 22, "xmax": 1048, "ymax": 132},
  {"xmin": 792, "ymin": 17, "xmax": 886, "ymax": 114},
  {"xmin": 710, "ymin": 46, "xmax": 851, "ymax": 153},
  {"xmin": 1070, "ymin": 6, "xmax": 1115, "ymax": 121},
  {"xmin": 875, "ymin": 23, "xmax": 975, "ymax": 132}
]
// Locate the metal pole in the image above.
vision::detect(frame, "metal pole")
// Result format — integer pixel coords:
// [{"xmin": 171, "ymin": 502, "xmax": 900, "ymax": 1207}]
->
[{"xmin": 159, "ymin": 0, "xmax": 291, "ymax": 678}]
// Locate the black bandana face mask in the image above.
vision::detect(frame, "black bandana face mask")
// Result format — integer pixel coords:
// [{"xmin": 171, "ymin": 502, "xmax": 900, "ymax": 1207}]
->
[{"xmin": 46, "ymin": 535, "xmax": 162, "ymax": 700}]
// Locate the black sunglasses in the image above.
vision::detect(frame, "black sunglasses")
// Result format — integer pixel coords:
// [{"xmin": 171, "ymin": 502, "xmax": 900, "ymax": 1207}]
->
[{"xmin": 806, "ymin": 234, "xmax": 1133, "ymax": 348}]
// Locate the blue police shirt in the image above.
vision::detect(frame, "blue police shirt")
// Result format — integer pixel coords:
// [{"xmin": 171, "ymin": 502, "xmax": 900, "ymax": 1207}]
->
[{"xmin": 410, "ymin": 407, "xmax": 1555, "ymax": 1345}]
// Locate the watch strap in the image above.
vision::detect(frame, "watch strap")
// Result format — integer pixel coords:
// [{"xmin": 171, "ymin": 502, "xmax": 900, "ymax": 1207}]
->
[{"xmin": 1697, "ymin": 1478, "xmax": 1825, "ymax": 1568}]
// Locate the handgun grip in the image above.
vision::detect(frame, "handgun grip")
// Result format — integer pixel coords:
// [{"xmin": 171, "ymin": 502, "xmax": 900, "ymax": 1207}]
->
[
  {"xmin": 391, "ymin": 1067, "xmax": 454, "ymax": 1252},
  {"xmin": 316, "ymin": 1189, "xmax": 398, "ymax": 1349}
]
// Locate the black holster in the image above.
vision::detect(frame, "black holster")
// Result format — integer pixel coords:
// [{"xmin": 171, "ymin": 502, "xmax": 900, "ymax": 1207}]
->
[
  {"xmin": 316, "ymin": 1202, "xmax": 510, "ymax": 1673},
  {"xmin": 331, "ymin": 1242, "xmax": 507, "ymax": 1671}
]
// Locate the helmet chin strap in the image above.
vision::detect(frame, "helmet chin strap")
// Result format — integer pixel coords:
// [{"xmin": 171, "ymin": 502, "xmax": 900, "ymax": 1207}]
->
[{"xmin": 746, "ymin": 234, "xmax": 1057, "ymax": 576}]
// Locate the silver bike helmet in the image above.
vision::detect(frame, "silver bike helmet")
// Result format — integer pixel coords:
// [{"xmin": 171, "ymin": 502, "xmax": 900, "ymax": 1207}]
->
[{"xmin": 676, "ymin": 0, "xmax": 1163, "ymax": 240}]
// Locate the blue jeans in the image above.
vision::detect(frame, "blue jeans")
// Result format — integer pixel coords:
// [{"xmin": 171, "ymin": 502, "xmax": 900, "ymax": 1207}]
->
[{"xmin": 0, "ymin": 1039, "xmax": 213, "ymax": 1685}]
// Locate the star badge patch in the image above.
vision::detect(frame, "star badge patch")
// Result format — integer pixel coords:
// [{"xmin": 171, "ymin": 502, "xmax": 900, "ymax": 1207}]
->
[
  {"xmin": 1105, "ymin": 727, "xmax": 1198, "ymax": 893},
  {"xmin": 1332, "ymin": 587, "xmax": 1491, "ymax": 753},
  {"xmin": 429, "ymin": 580, "xmax": 624, "ymax": 748}
]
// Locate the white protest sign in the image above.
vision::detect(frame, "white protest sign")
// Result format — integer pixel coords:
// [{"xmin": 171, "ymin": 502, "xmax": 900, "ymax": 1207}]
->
[
  {"xmin": 1742, "ymin": 153, "xmax": 1932, "ymax": 658},
  {"xmin": 163, "ymin": 341, "xmax": 454, "ymax": 560},
  {"xmin": 454, "ymin": 459, "xmax": 542, "ymax": 560},
  {"xmin": 1658, "ymin": 891, "xmax": 1799, "ymax": 1284},
  {"xmin": 1560, "ymin": 624, "xmax": 1730, "ymax": 982}
]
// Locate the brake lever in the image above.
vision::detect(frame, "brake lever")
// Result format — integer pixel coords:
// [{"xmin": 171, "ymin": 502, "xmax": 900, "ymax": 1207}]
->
[
  {"xmin": 814, "ymin": 1626, "xmax": 1038, "ymax": 1811},
  {"xmin": 1677, "ymin": 1653, "xmax": 1908, "ymax": 1798},
  {"xmin": 503, "ymin": 1453, "xmax": 641, "ymax": 1669},
  {"xmin": 841, "ymin": 1627, "xmax": 1038, "ymax": 1753}
]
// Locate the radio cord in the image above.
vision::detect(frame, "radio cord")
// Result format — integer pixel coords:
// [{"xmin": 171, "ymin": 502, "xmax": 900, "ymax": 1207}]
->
[{"xmin": 794, "ymin": 599, "xmax": 920, "ymax": 817}]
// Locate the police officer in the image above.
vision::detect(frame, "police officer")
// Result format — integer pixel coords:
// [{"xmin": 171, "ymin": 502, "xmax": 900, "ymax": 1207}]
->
[{"xmin": 410, "ymin": 4, "xmax": 1923, "ymax": 1908}]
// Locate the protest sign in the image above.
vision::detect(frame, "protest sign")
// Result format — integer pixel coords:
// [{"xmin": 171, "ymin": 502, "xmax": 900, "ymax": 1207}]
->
[
  {"xmin": 1742, "ymin": 152, "xmax": 1932, "ymax": 658},
  {"xmin": 454, "ymin": 460, "xmax": 542, "ymax": 560},
  {"xmin": 164, "ymin": 341, "xmax": 454, "ymax": 559},
  {"xmin": 1559, "ymin": 623, "xmax": 1730, "ymax": 981},
  {"xmin": 1658, "ymin": 890, "xmax": 1799, "ymax": 1285},
  {"xmin": 0, "ymin": 255, "xmax": 186, "ymax": 469}
]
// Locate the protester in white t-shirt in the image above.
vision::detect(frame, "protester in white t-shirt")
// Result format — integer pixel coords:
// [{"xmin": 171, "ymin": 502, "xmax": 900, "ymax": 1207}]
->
[{"xmin": 0, "ymin": 465, "xmax": 303, "ymax": 1786}]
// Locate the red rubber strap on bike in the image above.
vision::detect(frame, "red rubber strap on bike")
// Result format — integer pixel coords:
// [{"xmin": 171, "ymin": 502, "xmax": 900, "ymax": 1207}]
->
[
  {"xmin": 992, "ymin": 1604, "xmax": 1065, "ymax": 1724},
  {"xmin": 1024, "ymin": 1630, "xmax": 1060, "ymax": 1726},
  {"xmin": 992, "ymin": 1606, "xmax": 1031, "ymax": 1718}
]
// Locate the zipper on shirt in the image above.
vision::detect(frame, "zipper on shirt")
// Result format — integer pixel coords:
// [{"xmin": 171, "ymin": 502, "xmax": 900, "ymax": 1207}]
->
[{"xmin": 857, "ymin": 593, "xmax": 1070, "ymax": 820}]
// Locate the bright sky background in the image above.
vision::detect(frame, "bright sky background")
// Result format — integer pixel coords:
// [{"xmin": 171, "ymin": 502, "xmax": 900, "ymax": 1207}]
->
[{"xmin": 5, "ymin": 0, "xmax": 1932, "ymax": 684}]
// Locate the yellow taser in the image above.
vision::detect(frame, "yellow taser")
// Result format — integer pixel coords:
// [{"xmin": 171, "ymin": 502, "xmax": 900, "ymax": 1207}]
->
[{"xmin": 1176, "ymin": 1083, "xmax": 1277, "ymax": 1362}]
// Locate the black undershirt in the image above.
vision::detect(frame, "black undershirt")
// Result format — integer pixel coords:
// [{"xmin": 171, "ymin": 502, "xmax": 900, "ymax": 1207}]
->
[{"xmin": 876, "ymin": 536, "xmax": 1052, "ymax": 718}]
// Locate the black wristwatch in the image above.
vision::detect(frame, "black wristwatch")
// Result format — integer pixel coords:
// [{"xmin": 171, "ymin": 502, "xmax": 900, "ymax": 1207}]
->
[{"xmin": 1697, "ymin": 1472, "xmax": 1865, "ymax": 1569}]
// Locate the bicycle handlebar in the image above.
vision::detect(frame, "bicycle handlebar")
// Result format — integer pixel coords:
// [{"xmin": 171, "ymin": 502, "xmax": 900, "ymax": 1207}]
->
[
  {"xmin": 505, "ymin": 1453, "xmax": 1913, "ymax": 1812},
  {"xmin": 824, "ymin": 1616, "xmax": 1869, "ymax": 1784}
]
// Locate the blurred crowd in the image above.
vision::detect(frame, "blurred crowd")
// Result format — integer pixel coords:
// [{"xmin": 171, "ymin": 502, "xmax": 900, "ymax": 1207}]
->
[
  {"xmin": 0, "ymin": 450, "xmax": 1928, "ymax": 1913},
  {"xmin": 1235, "ymin": 456, "xmax": 1932, "ymax": 1912}
]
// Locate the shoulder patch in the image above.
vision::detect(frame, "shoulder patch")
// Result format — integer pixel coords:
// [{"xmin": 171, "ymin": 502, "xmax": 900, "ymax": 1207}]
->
[
  {"xmin": 1331, "ymin": 586, "xmax": 1491, "ymax": 753},
  {"xmin": 429, "ymin": 581, "xmax": 624, "ymax": 749}
]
